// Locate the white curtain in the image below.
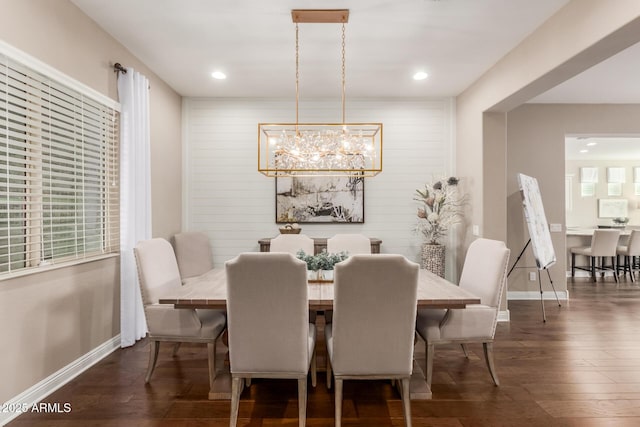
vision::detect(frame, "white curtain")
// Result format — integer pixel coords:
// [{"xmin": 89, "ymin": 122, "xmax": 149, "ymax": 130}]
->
[{"xmin": 118, "ymin": 68, "xmax": 151, "ymax": 347}]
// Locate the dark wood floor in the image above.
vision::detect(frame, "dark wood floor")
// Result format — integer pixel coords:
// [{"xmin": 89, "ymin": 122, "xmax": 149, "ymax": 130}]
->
[{"xmin": 9, "ymin": 277, "xmax": 640, "ymax": 426}]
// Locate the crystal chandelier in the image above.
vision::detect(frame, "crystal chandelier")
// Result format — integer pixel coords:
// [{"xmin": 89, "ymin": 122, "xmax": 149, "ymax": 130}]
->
[{"xmin": 258, "ymin": 9, "xmax": 383, "ymax": 177}]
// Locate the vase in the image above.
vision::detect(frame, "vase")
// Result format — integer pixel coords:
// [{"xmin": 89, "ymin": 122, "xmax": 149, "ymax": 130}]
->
[
  {"xmin": 308, "ymin": 269, "xmax": 334, "ymax": 282},
  {"xmin": 421, "ymin": 243, "xmax": 445, "ymax": 278}
]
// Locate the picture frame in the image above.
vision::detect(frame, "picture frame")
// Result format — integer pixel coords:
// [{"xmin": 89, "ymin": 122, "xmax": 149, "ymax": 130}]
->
[
  {"xmin": 276, "ymin": 176, "xmax": 364, "ymax": 223},
  {"xmin": 598, "ymin": 198, "xmax": 628, "ymax": 218}
]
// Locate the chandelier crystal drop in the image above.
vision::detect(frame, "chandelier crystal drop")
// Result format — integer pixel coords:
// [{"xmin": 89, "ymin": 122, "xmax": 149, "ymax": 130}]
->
[{"xmin": 258, "ymin": 9, "xmax": 383, "ymax": 177}]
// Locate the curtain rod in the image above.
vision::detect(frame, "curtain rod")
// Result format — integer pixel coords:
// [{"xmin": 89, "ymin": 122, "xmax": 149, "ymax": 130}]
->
[{"xmin": 113, "ymin": 62, "xmax": 127, "ymax": 74}]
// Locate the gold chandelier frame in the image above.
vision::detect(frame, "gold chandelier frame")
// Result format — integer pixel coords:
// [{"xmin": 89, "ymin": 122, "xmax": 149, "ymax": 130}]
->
[{"xmin": 258, "ymin": 9, "xmax": 383, "ymax": 177}]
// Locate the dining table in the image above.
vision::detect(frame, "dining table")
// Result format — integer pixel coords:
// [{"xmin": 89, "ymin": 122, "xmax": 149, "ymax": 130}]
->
[{"xmin": 158, "ymin": 267, "xmax": 481, "ymax": 400}]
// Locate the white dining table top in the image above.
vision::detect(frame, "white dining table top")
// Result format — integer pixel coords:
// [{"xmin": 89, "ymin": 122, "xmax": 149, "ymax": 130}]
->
[{"xmin": 158, "ymin": 268, "xmax": 481, "ymax": 310}]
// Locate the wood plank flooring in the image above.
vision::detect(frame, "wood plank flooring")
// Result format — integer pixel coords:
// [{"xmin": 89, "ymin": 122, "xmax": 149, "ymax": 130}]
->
[{"xmin": 8, "ymin": 278, "xmax": 640, "ymax": 426}]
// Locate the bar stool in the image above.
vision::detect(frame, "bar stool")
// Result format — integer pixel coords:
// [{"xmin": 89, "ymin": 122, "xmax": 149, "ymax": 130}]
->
[
  {"xmin": 617, "ymin": 230, "xmax": 640, "ymax": 282},
  {"xmin": 570, "ymin": 229, "xmax": 621, "ymax": 282}
]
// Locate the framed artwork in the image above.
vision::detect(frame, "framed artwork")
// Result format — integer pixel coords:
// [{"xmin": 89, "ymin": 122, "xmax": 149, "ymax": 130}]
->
[
  {"xmin": 598, "ymin": 198, "xmax": 628, "ymax": 218},
  {"xmin": 276, "ymin": 176, "xmax": 364, "ymax": 223}
]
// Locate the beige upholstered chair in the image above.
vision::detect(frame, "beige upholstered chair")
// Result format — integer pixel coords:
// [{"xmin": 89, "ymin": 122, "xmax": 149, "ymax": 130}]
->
[
  {"xmin": 617, "ymin": 229, "xmax": 640, "ymax": 282},
  {"xmin": 326, "ymin": 233, "xmax": 372, "ymax": 255},
  {"xmin": 415, "ymin": 238, "xmax": 510, "ymax": 388},
  {"xmin": 173, "ymin": 231, "xmax": 214, "ymax": 283},
  {"xmin": 225, "ymin": 252, "xmax": 317, "ymax": 427},
  {"xmin": 326, "ymin": 254, "xmax": 419, "ymax": 427},
  {"xmin": 270, "ymin": 233, "xmax": 315, "ymax": 255},
  {"xmin": 133, "ymin": 238, "xmax": 226, "ymax": 390},
  {"xmin": 570, "ymin": 229, "xmax": 621, "ymax": 282}
]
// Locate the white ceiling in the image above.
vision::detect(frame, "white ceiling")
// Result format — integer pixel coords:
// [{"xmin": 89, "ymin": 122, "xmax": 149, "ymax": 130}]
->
[
  {"xmin": 71, "ymin": 0, "xmax": 579, "ymax": 99},
  {"xmin": 566, "ymin": 137, "xmax": 640, "ymax": 161},
  {"xmin": 70, "ymin": 0, "xmax": 640, "ymax": 103}
]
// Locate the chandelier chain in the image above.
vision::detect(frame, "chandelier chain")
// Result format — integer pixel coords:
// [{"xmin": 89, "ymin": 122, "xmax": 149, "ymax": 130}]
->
[
  {"xmin": 341, "ymin": 23, "xmax": 346, "ymax": 124},
  {"xmin": 295, "ymin": 23, "xmax": 300, "ymax": 132}
]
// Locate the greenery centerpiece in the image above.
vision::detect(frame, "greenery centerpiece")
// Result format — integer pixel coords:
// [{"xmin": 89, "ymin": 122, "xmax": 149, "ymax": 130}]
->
[
  {"xmin": 414, "ymin": 176, "xmax": 464, "ymax": 277},
  {"xmin": 296, "ymin": 249, "xmax": 349, "ymax": 281}
]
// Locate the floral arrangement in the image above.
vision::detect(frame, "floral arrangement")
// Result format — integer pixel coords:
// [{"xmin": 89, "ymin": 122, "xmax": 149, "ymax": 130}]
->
[
  {"xmin": 296, "ymin": 249, "xmax": 349, "ymax": 271},
  {"xmin": 415, "ymin": 176, "xmax": 464, "ymax": 245}
]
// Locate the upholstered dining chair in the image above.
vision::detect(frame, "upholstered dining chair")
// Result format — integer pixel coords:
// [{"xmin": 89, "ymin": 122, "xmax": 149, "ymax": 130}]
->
[
  {"xmin": 415, "ymin": 238, "xmax": 510, "ymax": 388},
  {"xmin": 617, "ymin": 229, "xmax": 640, "ymax": 282},
  {"xmin": 269, "ymin": 233, "xmax": 315, "ymax": 255},
  {"xmin": 325, "ymin": 254, "xmax": 419, "ymax": 427},
  {"xmin": 133, "ymin": 238, "xmax": 226, "ymax": 391},
  {"xmin": 570, "ymin": 229, "xmax": 621, "ymax": 282},
  {"xmin": 326, "ymin": 233, "xmax": 372, "ymax": 255},
  {"xmin": 172, "ymin": 231, "xmax": 214, "ymax": 283},
  {"xmin": 225, "ymin": 252, "xmax": 317, "ymax": 427}
]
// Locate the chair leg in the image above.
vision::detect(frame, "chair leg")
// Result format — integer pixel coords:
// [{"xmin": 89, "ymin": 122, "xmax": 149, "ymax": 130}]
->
[
  {"xmin": 172, "ymin": 342, "xmax": 181, "ymax": 357},
  {"xmin": 400, "ymin": 377, "xmax": 412, "ymax": 427},
  {"xmin": 571, "ymin": 253, "xmax": 576, "ymax": 277},
  {"xmin": 631, "ymin": 256, "xmax": 637, "ymax": 283},
  {"xmin": 334, "ymin": 378, "xmax": 343, "ymax": 427},
  {"xmin": 207, "ymin": 341, "xmax": 216, "ymax": 390},
  {"xmin": 145, "ymin": 340, "xmax": 160, "ymax": 383},
  {"xmin": 230, "ymin": 376, "xmax": 242, "ymax": 427},
  {"xmin": 590, "ymin": 256, "xmax": 596, "ymax": 282},
  {"xmin": 483, "ymin": 342, "xmax": 500, "ymax": 386},
  {"xmin": 460, "ymin": 343, "xmax": 469, "ymax": 358},
  {"xmin": 617, "ymin": 254, "xmax": 622, "ymax": 278},
  {"xmin": 612, "ymin": 256, "xmax": 619, "ymax": 283},
  {"xmin": 310, "ymin": 351, "xmax": 317, "ymax": 388},
  {"xmin": 298, "ymin": 378, "xmax": 307, "ymax": 427},
  {"xmin": 425, "ymin": 342, "xmax": 434, "ymax": 388},
  {"xmin": 326, "ymin": 353, "xmax": 332, "ymax": 389}
]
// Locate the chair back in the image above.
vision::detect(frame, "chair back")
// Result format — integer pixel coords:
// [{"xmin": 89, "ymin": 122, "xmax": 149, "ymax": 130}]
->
[
  {"xmin": 270, "ymin": 233, "xmax": 315, "ymax": 255},
  {"xmin": 458, "ymin": 238, "xmax": 510, "ymax": 308},
  {"xmin": 625, "ymin": 229, "xmax": 640, "ymax": 255},
  {"xmin": 225, "ymin": 252, "xmax": 310, "ymax": 374},
  {"xmin": 331, "ymin": 254, "xmax": 419, "ymax": 375},
  {"xmin": 590, "ymin": 229, "xmax": 621, "ymax": 257},
  {"xmin": 327, "ymin": 233, "xmax": 371, "ymax": 255},
  {"xmin": 173, "ymin": 231, "xmax": 214, "ymax": 280},
  {"xmin": 134, "ymin": 238, "xmax": 183, "ymax": 305},
  {"xmin": 134, "ymin": 238, "xmax": 205, "ymax": 337}
]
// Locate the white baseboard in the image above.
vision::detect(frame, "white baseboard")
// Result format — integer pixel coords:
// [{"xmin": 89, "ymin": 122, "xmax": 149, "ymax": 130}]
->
[
  {"xmin": 508, "ymin": 290, "xmax": 570, "ymax": 301},
  {"xmin": 497, "ymin": 310, "xmax": 510, "ymax": 322},
  {"xmin": 0, "ymin": 334, "xmax": 121, "ymax": 426}
]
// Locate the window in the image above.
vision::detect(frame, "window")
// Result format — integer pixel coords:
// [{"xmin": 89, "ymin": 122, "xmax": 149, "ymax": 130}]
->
[
  {"xmin": 579, "ymin": 166, "xmax": 597, "ymax": 197},
  {"xmin": 0, "ymin": 52, "xmax": 119, "ymax": 275}
]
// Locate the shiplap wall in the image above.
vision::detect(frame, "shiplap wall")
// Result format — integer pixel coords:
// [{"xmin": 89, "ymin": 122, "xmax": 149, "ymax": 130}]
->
[{"xmin": 182, "ymin": 98, "xmax": 456, "ymax": 275}]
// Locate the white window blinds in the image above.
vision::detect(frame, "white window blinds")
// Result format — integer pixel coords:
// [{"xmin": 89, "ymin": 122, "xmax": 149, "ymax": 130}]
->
[{"xmin": 0, "ymin": 53, "xmax": 119, "ymax": 275}]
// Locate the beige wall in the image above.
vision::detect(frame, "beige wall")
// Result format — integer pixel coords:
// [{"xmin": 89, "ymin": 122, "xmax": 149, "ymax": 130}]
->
[
  {"xmin": 506, "ymin": 104, "xmax": 640, "ymax": 292},
  {"xmin": 0, "ymin": 0, "xmax": 182, "ymax": 402},
  {"xmin": 456, "ymin": 0, "xmax": 640, "ymax": 299}
]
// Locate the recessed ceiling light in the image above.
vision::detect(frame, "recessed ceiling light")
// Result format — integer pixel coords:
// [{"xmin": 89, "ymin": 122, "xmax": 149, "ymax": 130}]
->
[
  {"xmin": 413, "ymin": 71, "xmax": 428, "ymax": 81},
  {"xmin": 211, "ymin": 71, "xmax": 227, "ymax": 80},
  {"xmin": 586, "ymin": 142, "xmax": 597, "ymax": 146},
  {"xmin": 579, "ymin": 149, "xmax": 588, "ymax": 153}
]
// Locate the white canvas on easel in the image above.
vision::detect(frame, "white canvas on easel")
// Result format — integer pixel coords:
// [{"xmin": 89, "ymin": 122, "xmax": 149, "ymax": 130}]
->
[
  {"xmin": 513, "ymin": 174, "xmax": 561, "ymax": 322},
  {"xmin": 517, "ymin": 173, "xmax": 556, "ymax": 270}
]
